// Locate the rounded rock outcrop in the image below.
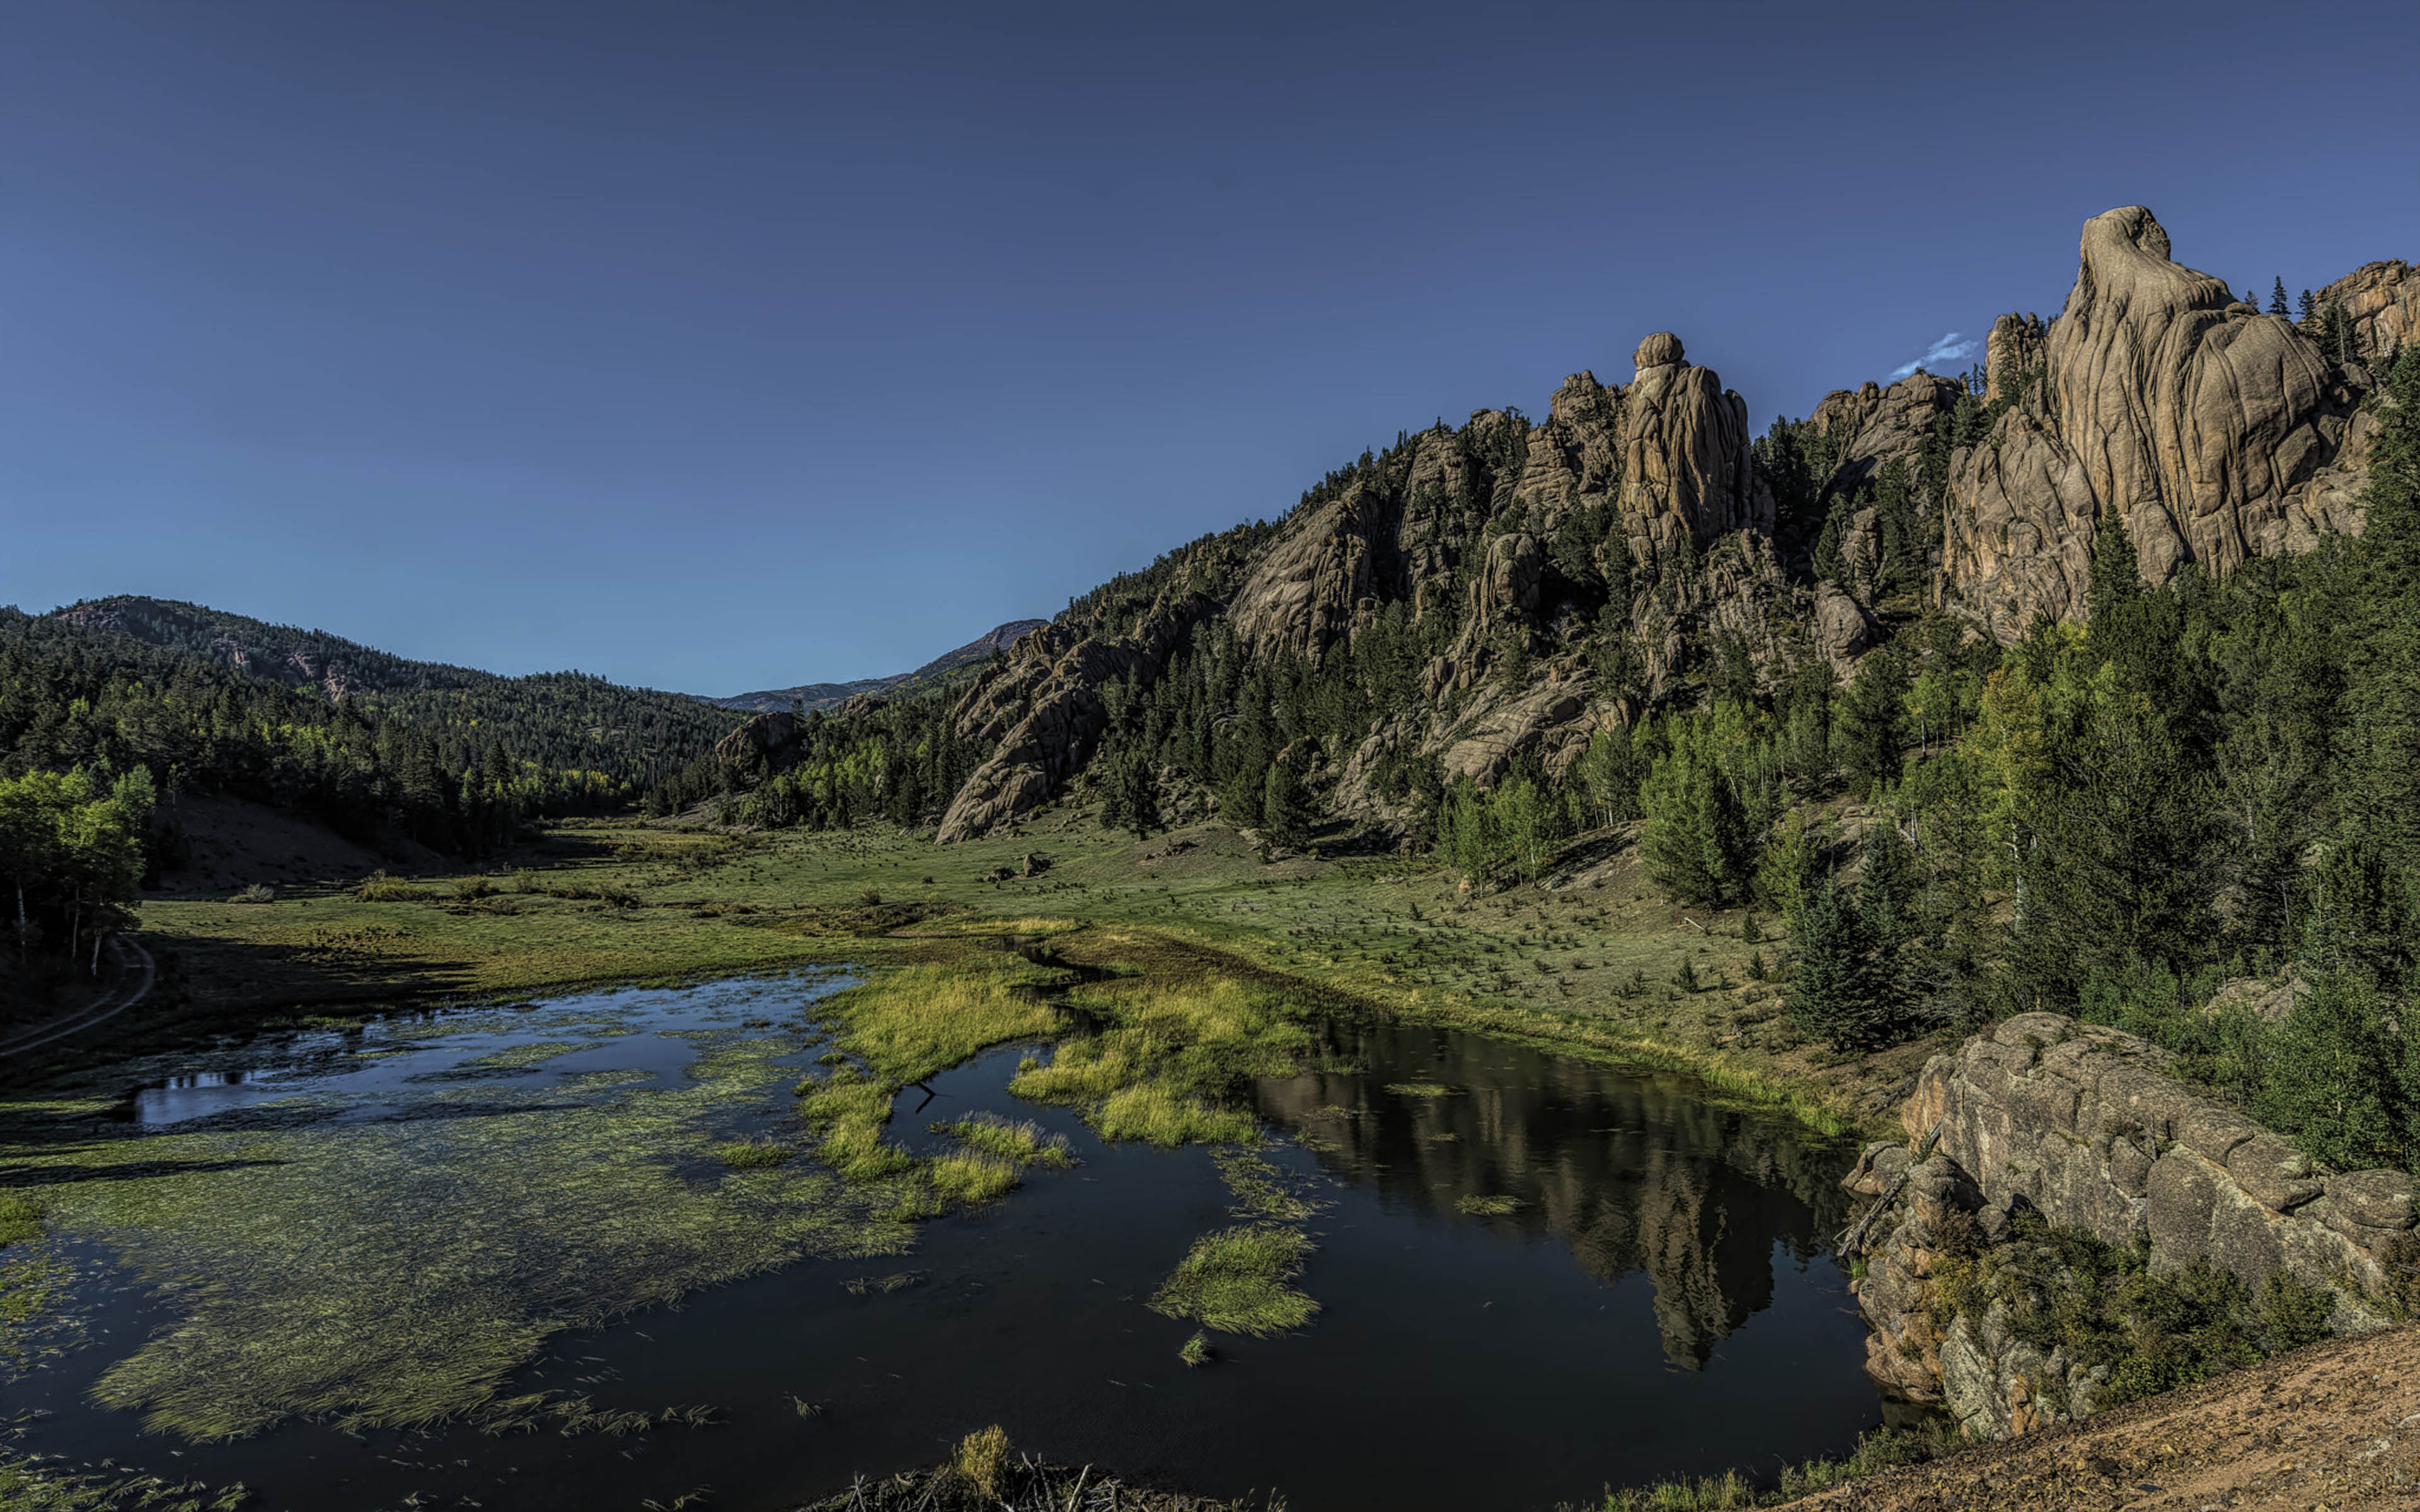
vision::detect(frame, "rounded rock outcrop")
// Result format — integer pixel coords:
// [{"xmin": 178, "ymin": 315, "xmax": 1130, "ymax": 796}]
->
[{"xmin": 1632, "ymin": 331, "xmax": 1685, "ymax": 372}]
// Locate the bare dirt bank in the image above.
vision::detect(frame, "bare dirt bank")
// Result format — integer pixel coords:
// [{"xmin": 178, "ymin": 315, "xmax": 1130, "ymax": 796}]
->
[{"xmin": 1783, "ymin": 1322, "xmax": 2420, "ymax": 1511}]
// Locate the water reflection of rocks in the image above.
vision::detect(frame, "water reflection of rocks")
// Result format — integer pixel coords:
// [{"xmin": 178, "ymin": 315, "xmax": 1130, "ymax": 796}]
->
[{"xmin": 1255, "ymin": 1021, "xmax": 1856, "ymax": 1368}]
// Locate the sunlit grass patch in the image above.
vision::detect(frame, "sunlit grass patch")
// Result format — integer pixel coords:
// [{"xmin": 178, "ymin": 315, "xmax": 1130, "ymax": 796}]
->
[
  {"xmin": 1178, "ymin": 1329, "xmax": 1211, "ymax": 1367},
  {"xmin": 1456, "ymin": 1194, "xmax": 1523, "ymax": 1216},
  {"xmin": 1384, "ymin": 1081, "xmax": 1455, "ymax": 1097},
  {"xmin": 1092, "ymin": 1084, "xmax": 1259, "ymax": 1147},
  {"xmin": 819, "ymin": 963, "xmax": 1063, "ymax": 1083},
  {"xmin": 922, "ymin": 1150, "xmax": 1022, "ymax": 1205},
  {"xmin": 1008, "ymin": 975, "xmax": 1310, "ymax": 1148},
  {"xmin": 1150, "ymin": 1223, "xmax": 1318, "ymax": 1337},
  {"xmin": 931, "ymin": 1112, "xmax": 1075, "ymax": 1169}
]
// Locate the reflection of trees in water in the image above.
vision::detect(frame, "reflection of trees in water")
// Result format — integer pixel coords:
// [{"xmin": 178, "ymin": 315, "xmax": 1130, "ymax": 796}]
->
[{"xmin": 1255, "ymin": 1022, "xmax": 1857, "ymax": 1369}]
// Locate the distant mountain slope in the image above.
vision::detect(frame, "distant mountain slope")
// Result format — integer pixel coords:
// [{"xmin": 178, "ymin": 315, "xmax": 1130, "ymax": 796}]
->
[
  {"xmin": 710, "ymin": 619, "xmax": 1046, "ymax": 713},
  {"xmin": 50, "ymin": 595, "xmax": 489, "ymax": 700},
  {"xmin": 43, "ymin": 595, "xmax": 741, "ymax": 789}
]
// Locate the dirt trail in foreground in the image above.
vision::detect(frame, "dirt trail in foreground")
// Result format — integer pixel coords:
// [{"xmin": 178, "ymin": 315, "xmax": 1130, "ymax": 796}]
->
[{"xmin": 1783, "ymin": 1324, "xmax": 2420, "ymax": 1511}]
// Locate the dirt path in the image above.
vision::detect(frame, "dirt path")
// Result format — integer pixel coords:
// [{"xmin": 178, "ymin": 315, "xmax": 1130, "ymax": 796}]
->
[
  {"xmin": 1785, "ymin": 1324, "xmax": 2420, "ymax": 1511},
  {"xmin": 0, "ymin": 935, "xmax": 156, "ymax": 1058}
]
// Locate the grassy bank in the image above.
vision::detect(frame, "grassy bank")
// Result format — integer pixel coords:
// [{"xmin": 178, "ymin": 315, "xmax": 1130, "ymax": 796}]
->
[{"xmin": 112, "ymin": 806, "xmax": 1927, "ymax": 1135}]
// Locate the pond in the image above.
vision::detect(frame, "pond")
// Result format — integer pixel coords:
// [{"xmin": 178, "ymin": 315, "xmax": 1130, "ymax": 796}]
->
[{"xmin": 1, "ymin": 971, "xmax": 1881, "ymax": 1510}]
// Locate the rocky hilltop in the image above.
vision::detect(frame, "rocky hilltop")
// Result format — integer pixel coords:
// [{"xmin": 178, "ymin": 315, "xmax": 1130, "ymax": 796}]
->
[{"xmin": 904, "ymin": 205, "xmax": 2400, "ymax": 842}]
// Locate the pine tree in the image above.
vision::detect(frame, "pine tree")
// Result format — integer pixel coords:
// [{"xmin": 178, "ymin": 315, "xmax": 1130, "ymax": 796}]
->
[
  {"xmin": 2258, "ymin": 971, "xmax": 2399, "ymax": 1170},
  {"xmin": 1260, "ymin": 757, "xmax": 1313, "ymax": 849},
  {"xmin": 1833, "ymin": 644, "xmax": 1908, "ymax": 798},
  {"xmin": 1789, "ymin": 876, "xmax": 1882, "ymax": 1048},
  {"xmin": 2298, "ymin": 289, "xmax": 2318, "ymax": 328},
  {"xmin": 2270, "ymin": 277, "xmax": 2290, "ymax": 317},
  {"xmin": 2344, "ymin": 348, "xmax": 2420, "ymax": 865}
]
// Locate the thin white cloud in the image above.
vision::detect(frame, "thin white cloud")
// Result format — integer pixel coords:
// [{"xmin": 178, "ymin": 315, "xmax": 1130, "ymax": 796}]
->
[{"xmin": 1887, "ymin": 332, "xmax": 1979, "ymax": 381}]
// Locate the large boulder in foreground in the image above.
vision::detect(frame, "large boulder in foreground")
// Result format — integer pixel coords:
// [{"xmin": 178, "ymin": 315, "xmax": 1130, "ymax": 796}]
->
[{"xmin": 1850, "ymin": 1012, "xmax": 2413, "ymax": 1440}]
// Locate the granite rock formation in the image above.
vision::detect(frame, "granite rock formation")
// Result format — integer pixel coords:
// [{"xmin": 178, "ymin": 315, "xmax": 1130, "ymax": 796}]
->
[
  {"xmin": 2315, "ymin": 260, "xmax": 2419, "ymax": 363},
  {"xmin": 1850, "ymin": 1013, "xmax": 2411, "ymax": 1438},
  {"xmin": 935, "ymin": 594, "xmax": 1218, "ymax": 842},
  {"xmin": 1943, "ymin": 207, "xmax": 2366, "ymax": 636},
  {"xmin": 919, "ymin": 206, "xmax": 2403, "ymax": 840}
]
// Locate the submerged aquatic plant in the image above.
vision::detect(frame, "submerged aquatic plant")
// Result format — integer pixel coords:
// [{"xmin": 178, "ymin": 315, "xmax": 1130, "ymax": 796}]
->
[
  {"xmin": 1456, "ymin": 1194, "xmax": 1523, "ymax": 1217},
  {"xmin": 2, "ymin": 980, "xmax": 921, "ymax": 1441}
]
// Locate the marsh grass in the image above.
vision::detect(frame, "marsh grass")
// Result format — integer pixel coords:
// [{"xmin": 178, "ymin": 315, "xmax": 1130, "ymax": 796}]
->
[
  {"xmin": 1150, "ymin": 1224, "xmax": 1318, "ymax": 1337},
  {"xmin": 0, "ymin": 1193, "xmax": 37, "ymax": 1248},
  {"xmin": 1212, "ymin": 1150, "xmax": 1320, "ymax": 1222},
  {"xmin": 0, "ymin": 1460, "xmax": 251, "ymax": 1511},
  {"xmin": 1456, "ymin": 1194, "xmax": 1523, "ymax": 1216},
  {"xmin": 1178, "ymin": 1330, "xmax": 1212, "ymax": 1366},
  {"xmin": 817, "ymin": 963, "xmax": 1063, "ymax": 1084},
  {"xmin": 1008, "ymin": 975, "xmax": 1306, "ymax": 1148},
  {"xmin": 1383, "ymin": 1081, "xmax": 1455, "ymax": 1097},
  {"xmin": 931, "ymin": 1112, "xmax": 1075, "ymax": 1169},
  {"xmin": 923, "ymin": 1150, "xmax": 1023, "ymax": 1205},
  {"xmin": 952, "ymin": 1424, "xmax": 1012, "ymax": 1498}
]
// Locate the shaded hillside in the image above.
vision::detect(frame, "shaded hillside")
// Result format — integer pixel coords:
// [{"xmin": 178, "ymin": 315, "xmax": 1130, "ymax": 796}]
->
[
  {"xmin": 45, "ymin": 594, "xmax": 740, "ymax": 796},
  {"xmin": 708, "ymin": 618, "xmax": 1046, "ymax": 713},
  {"xmin": 4, "ymin": 602, "xmax": 740, "ymax": 869}
]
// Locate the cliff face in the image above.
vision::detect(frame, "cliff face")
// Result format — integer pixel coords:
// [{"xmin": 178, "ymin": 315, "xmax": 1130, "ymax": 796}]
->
[
  {"xmin": 1942, "ymin": 207, "xmax": 2371, "ymax": 636},
  {"xmin": 1850, "ymin": 1013, "xmax": 2414, "ymax": 1439},
  {"xmin": 917, "ymin": 206, "xmax": 2401, "ymax": 842},
  {"xmin": 935, "ymin": 594, "xmax": 1218, "ymax": 843}
]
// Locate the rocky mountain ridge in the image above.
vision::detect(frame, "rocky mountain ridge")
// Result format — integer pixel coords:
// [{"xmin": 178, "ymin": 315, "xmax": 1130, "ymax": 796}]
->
[{"xmin": 910, "ymin": 206, "xmax": 2409, "ymax": 842}]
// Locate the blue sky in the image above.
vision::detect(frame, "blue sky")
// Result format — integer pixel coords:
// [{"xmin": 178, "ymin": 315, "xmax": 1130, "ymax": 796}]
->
[{"xmin": 3, "ymin": 1, "xmax": 2414, "ymax": 694}]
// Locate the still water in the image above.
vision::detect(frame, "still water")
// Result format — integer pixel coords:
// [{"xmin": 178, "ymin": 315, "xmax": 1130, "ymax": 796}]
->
[{"xmin": 3, "ymin": 973, "xmax": 1879, "ymax": 1510}]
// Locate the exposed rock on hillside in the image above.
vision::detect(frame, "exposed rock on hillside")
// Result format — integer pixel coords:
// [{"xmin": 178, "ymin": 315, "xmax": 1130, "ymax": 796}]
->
[
  {"xmin": 916, "ymin": 205, "xmax": 2403, "ymax": 840},
  {"xmin": 1944, "ymin": 207, "xmax": 2366, "ymax": 635},
  {"xmin": 1850, "ymin": 1013, "xmax": 2411, "ymax": 1439},
  {"xmin": 935, "ymin": 594, "xmax": 1218, "ymax": 843},
  {"xmin": 1809, "ymin": 374, "xmax": 1963, "ymax": 500},
  {"xmin": 1620, "ymin": 333, "xmax": 1767, "ymax": 551},
  {"xmin": 715, "ymin": 710, "xmax": 803, "ymax": 766},
  {"xmin": 1983, "ymin": 312, "xmax": 2046, "ymax": 401},
  {"xmin": 2318, "ymin": 259, "xmax": 2420, "ymax": 362},
  {"xmin": 1225, "ymin": 483, "xmax": 1385, "ymax": 666}
]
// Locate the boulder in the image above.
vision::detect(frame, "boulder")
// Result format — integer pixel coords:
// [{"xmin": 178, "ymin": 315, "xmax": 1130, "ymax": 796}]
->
[{"xmin": 1857, "ymin": 1012, "xmax": 2412, "ymax": 1434}]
